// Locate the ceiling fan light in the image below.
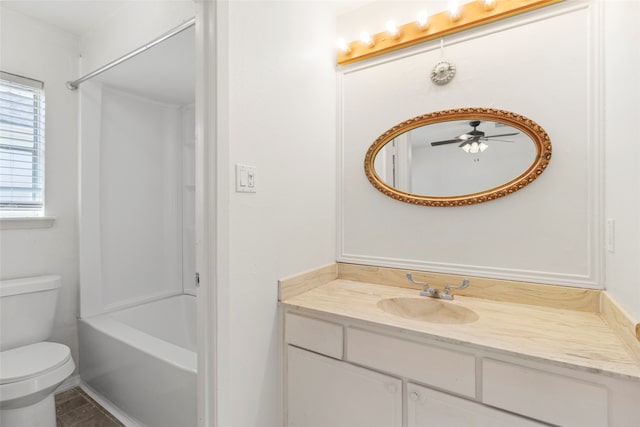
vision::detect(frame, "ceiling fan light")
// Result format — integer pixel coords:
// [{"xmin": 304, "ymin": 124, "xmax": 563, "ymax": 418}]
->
[
  {"xmin": 470, "ymin": 142, "xmax": 480, "ymax": 153},
  {"xmin": 479, "ymin": 142, "xmax": 489, "ymax": 152},
  {"xmin": 461, "ymin": 144, "xmax": 471, "ymax": 153}
]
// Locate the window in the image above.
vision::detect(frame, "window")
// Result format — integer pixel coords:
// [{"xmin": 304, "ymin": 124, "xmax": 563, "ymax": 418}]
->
[{"xmin": 0, "ymin": 71, "xmax": 45, "ymax": 217}]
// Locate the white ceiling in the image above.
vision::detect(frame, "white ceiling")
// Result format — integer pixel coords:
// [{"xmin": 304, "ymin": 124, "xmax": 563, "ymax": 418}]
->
[
  {"xmin": 3, "ymin": 1, "xmax": 195, "ymax": 105},
  {"xmin": 2, "ymin": 0, "xmax": 368, "ymax": 36},
  {"xmin": 2, "ymin": 1, "xmax": 128, "ymax": 37}
]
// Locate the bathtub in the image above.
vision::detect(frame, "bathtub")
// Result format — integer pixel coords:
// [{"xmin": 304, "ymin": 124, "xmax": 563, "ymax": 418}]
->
[{"xmin": 79, "ymin": 295, "xmax": 196, "ymax": 427}]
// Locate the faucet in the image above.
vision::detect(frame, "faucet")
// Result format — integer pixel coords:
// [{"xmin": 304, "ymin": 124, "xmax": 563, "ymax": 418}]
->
[{"xmin": 406, "ymin": 273, "xmax": 470, "ymax": 300}]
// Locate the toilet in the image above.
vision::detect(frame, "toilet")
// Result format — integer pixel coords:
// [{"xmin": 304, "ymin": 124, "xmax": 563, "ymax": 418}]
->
[{"xmin": 0, "ymin": 275, "xmax": 75, "ymax": 427}]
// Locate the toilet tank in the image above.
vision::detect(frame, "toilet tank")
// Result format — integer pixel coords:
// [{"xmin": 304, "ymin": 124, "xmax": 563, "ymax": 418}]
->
[{"xmin": 0, "ymin": 275, "xmax": 61, "ymax": 351}]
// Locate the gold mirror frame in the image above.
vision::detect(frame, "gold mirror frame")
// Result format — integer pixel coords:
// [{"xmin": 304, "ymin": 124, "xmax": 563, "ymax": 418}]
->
[{"xmin": 364, "ymin": 108, "xmax": 552, "ymax": 207}]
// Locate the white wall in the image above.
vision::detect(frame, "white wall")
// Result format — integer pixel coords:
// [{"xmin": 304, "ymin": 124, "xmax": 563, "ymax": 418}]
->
[
  {"xmin": 338, "ymin": 1, "xmax": 600, "ymax": 288},
  {"xmin": 604, "ymin": 0, "xmax": 640, "ymax": 319},
  {"xmin": 214, "ymin": 1, "xmax": 337, "ymax": 425},
  {"xmin": 0, "ymin": 7, "xmax": 80, "ymax": 365}
]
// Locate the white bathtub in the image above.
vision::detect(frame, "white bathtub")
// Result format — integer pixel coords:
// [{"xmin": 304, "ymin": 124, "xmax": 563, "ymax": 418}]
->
[{"xmin": 79, "ymin": 295, "xmax": 196, "ymax": 427}]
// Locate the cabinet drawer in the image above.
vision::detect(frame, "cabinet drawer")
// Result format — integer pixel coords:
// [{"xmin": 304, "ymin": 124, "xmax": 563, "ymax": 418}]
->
[
  {"xmin": 285, "ymin": 313, "xmax": 343, "ymax": 359},
  {"xmin": 482, "ymin": 359, "xmax": 608, "ymax": 427},
  {"xmin": 347, "ymin": 328, "xmax": 476, "ymax": 398}
]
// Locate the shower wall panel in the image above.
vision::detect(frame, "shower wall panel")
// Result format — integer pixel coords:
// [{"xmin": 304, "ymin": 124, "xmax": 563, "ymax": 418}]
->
[{"xmin": 100, "ymin": 88, "xmax": 183, "ymax": 309}]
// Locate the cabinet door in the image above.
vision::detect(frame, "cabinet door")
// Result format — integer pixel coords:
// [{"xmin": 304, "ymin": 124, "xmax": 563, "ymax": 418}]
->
[
  {"xmin": 407, "ymin": 383, "xmax": 546, "ymax": 427},
  {"xmin": 287, "ymin": 346, "xmax": 402, "ymax": 427}
]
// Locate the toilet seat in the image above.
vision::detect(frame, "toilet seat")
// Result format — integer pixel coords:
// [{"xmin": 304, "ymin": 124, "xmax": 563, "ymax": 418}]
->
[
  {"xmin": 0, "ymin": 342, "xmax": 75, "ymax": 407},
  {"xmin": 1, "ymin": 342, "xmax": 71, "ymax": 385}
]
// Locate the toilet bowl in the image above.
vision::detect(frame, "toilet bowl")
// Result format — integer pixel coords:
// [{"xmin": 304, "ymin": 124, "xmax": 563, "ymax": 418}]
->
[{"xmin": 0, "ymin": 276, "xmax": 75, "ymax": 427}]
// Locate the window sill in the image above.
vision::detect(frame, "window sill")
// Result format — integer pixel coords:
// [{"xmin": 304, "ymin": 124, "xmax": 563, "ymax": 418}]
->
[{"xmin": 0, "ymin": 216, "xmax": 56, "ymax": 230}]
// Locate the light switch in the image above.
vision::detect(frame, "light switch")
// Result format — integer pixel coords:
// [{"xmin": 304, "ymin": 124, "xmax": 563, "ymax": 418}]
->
[
  {"xmin": 247, "ymin": 169, "xmax": 255, "ymax": 188},
  {"xmin": 235, "ymin": 163, "xmax": 256, "ymax": 193}
]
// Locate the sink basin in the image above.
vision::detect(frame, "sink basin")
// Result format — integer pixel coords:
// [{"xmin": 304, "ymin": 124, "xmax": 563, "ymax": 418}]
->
[{"xmin": 377, "ymin": 297, "xmax": 479, "ymax": 324}]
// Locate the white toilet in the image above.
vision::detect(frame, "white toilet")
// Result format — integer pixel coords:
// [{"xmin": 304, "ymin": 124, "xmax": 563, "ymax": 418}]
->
[{"xmin": 0, "ymin": 275, "xmax": 75, "ymax": 427}]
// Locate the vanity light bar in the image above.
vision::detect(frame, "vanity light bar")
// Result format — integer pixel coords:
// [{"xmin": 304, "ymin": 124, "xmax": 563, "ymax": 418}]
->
[{"xmin": 336, "ymin": 0, "xmax": 563, "ymax": 66}]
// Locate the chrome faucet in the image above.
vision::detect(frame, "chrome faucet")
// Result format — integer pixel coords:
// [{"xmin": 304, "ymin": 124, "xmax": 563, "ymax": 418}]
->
[{"xmin": 406, "ymin": 273, "xmax": 470, "ymax": 300}]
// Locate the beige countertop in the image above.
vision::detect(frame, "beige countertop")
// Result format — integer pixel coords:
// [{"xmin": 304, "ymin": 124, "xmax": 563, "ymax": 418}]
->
[{"xmin": 281, "ymin": 278, "xmax": 640, "ymax": 381}]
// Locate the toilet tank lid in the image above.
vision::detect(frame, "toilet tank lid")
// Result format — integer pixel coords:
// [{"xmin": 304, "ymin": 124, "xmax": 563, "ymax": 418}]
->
[{"xmin": 0, "ymin": 275, "xmax": 61, "ymax": 298}]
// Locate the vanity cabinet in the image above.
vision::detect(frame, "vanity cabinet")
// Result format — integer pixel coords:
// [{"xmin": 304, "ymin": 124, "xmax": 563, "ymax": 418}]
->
[{"xmin": 283, "ymin": 310, "xmax": 640, "ymax": 427}]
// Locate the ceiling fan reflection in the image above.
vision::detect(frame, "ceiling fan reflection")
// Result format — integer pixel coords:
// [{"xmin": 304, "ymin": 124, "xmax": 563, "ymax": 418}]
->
[{"xmin": 429, "ymin": 120, "xmax": 519, "ymax": 153}]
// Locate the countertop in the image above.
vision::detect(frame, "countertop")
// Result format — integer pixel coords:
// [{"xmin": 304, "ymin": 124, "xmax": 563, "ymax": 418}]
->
[{"xmin": 281, "ymin": 278, "xmax": 640, "ymax": 381}]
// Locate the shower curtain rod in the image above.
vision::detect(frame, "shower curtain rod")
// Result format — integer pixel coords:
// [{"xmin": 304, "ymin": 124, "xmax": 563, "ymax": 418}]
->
[{"xmin": 66, "ymin": 18, "xmax": 195, "ymax": 91}]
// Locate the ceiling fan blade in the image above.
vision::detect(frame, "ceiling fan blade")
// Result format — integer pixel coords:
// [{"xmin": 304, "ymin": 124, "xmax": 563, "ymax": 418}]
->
[
  {"xmin": 484, "ymin": 138, "xmax": 515, "ymax": 143},
  {"xmin": 484, "ymin": 132, "xmax": 519, "ymax": 138},
  {"xmin": 430, "ymin": 139, "xmax": 462, "ymax": 146}
]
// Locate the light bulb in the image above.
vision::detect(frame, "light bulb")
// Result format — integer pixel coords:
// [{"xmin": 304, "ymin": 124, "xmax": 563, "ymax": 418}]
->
[
  {"xmin": 336, "ymin": 38, "xmax": 350, "ymax": 53},
  {"xmin": 461, "ymin": 144, "xmax": 471, "ymax": 153},
  {"xmin": 470, "ymin": 141, "xmax": 480, "ymax": 154},
  {"xmin": 360, "ymin": 31, "xmax": 374, "ymax": 47},
  {"xmin": 385, "ymin": 20, "xmax": 400, "ymax": 39},
  {"xmin": 482, "ymin": 0, "xmax": 497, "ymax": 11},
  {"xmin": 448, "ymin": 0, "xmax": 461, "ymax": 21},
  {"xmin": 417, "ymin": 10, "xmax": 430, "ymax": 30},
  {"xmin": 479, "ymin": 142, "xmax": 489, "ymax": 152}
]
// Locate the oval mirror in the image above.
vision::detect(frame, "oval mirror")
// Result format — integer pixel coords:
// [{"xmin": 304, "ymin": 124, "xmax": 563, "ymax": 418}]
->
[{"xmin": 364, "ymin": 108, "xmax": 552, "ymax": 206}]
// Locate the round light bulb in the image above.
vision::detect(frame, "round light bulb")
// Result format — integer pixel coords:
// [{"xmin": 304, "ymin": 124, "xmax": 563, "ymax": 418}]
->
[
  {"xmin": 336, "ymin": 38, "xmax": 350, "ymax": 53},
  {"xmin": 360, "ymin": 31, "xmax": 374, "ymax": 47},
  {"xmin": 448, "ymin": 0, "xmax": 461, "ymax": 21},
  {"xmin": 385, "ymin": 20, "xmax": 399, "ymax": 38},
  {"xmin": 482, "ymin": 0, "xmax": 497, "ymax": 11},
  {"xmin": 417, "ymin": 10, "xmax": 430, "ymax": 30}
]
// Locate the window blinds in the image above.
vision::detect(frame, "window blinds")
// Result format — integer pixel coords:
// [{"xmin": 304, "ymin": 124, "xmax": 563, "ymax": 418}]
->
[{"xmin": 0, "ymin": 71, "xmax": 45, "ymax": 215}]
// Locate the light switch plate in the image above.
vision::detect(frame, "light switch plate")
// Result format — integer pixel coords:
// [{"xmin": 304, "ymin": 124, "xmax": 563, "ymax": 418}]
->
[{"xmin": 236, "ymin": 163, "xmax": 256, "ymax": 193}]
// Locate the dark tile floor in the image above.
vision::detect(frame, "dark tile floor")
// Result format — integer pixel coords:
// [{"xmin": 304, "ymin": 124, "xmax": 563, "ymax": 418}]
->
[{"xmin": 55, "ymin": 387, "xmax": 124, "ymax": 427}]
